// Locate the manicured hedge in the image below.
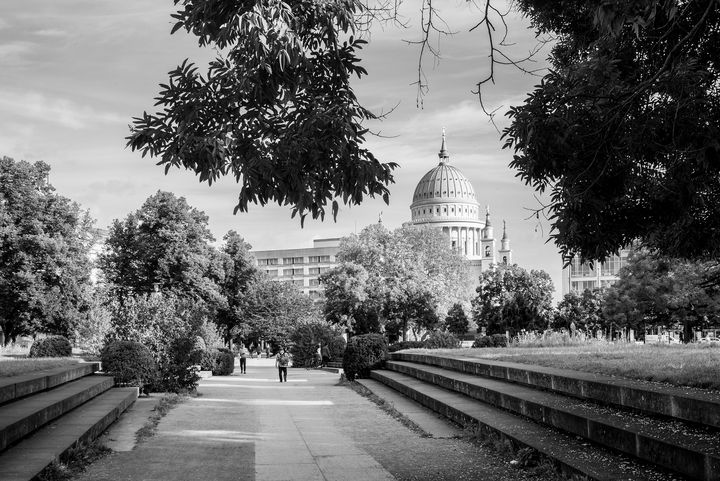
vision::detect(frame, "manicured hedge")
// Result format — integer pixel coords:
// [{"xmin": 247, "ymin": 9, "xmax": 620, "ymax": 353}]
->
[
  {"xmin": 29, "ymin": 335, "xmax": 72, "ymax": 358},
  {"xmin": 472, "ymin": 334, "xmax": 508, "ymax": 348},
  {"xmin": 342, "ymin": 333, "xmax": 387, "ymax": 381},
  {"xmin": 424, "ymin": 331, "xmax": 460, "ymax": 349},
  {"xmin": 101, "ymin": 341, "xmax": 157, "ymax": 390},
  {"xmin": 198, "ymin": 348, "xmax": 235, "ymax": 375}
]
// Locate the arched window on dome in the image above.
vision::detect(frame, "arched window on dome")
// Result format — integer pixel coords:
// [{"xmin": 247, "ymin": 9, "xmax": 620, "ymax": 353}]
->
[
  {"xmin": 443, "ymin": 207, "xmax": 447, "ymax": 213},
  {"xmin": 485, "ymin": 246, "xmax": 491, "ymax": 257},
  {"xmin": 436, "ymin": 207, "xmax": 440, "ymax": 214}
]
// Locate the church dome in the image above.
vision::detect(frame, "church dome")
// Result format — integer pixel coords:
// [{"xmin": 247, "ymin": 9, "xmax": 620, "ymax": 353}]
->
[{"xmin": 411, "ymin": 162, "xmax": 478, "ymax": 204}]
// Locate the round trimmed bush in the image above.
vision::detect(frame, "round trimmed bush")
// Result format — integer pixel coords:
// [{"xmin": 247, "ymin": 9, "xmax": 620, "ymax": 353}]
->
[
  {"xmin": 342, "ymin": 333, "xmax": 387, "ymax": 381},
  {"xmin": 29, "ymin": 336, "xmax": 72, "ymax": 358},
  {"xmin": 214, "ymin": 348, "xmax": 235, "ymax": 375},
  {"xmin": 101, "ymin": 341, "xmax": 157, "ymax": 389}
]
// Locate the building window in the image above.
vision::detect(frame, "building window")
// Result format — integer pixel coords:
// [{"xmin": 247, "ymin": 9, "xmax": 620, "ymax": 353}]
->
[
  {"xmin": 283, "ymin": 257, "xmax": 305, "ymax": 265},
  {"xmin": 309, "ymin": 278, "xmax": 320, "ymax": 287},
  {"xmin": 265, "ymin": 269, "xmax": 278, "ymax": 277},
  {"xmin": 283, "ymin": 268, "xmax": 294, "ymax": 277},
  {"xmin": 309, "ymin": 267, "xmax": 320, "ymax": 274},
  {"xmin": 293, "ymin": 279, "xmax": 304, "ymax": 286},
  {"xmin": 258, "ymin": 258, "xmax": 278, "ymax": 266},
  {"xmin": 485, "ymin": 246, "xmax": 491, "ymax": 257},
  {"xmin": 503, "ymin": 256, "xmax": 507, "ymax": 264}
]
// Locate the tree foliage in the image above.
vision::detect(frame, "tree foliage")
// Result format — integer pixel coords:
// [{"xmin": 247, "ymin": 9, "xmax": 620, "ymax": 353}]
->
[
  {"xmin": 215, "ymin": 230, "xmax": 259, "ymax": 343},
  {"xmin": 472, "ymin": 264, "xmax": 554, "ymax": 335},
  {"xmin": 321, "ymin": 223, "xmax": 471, "ymax": 339},
  {"xmin": 127, "ymin": 0, "xmax": 397, "ymax": 223},
  {"xmin": 504, "ymin": 1, "xmax": 720, "ymax": 263},
  {"xmin": 553, "ymin": 288, "xmax": 606, "ymax": 333},
  {"xmin": 603, "ymin": 251, "xmax": 720, "ymax": 342},
  {"xmin": 99, "ymin": 191, "xmax": 221, "ymax": 304},
  {"xmin": 0, "ymin": 157, "xmax": 97, "ymax": 343},
  {"xmin": 445, "ymin": 302, "xmax": 470, "ymax": 335}
]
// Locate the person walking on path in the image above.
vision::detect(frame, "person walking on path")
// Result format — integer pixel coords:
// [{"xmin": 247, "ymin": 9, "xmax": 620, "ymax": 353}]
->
[
  {"xmin": 238, "ymin": 345, "xmax": 249, "ymax": 374},
  {"xmin": 275, "ymin": 347, "xmax": 290, "ymax": 382},
  {"xmin": 321, "ymin": 343, "xmax": 330, "ymax": 367}
]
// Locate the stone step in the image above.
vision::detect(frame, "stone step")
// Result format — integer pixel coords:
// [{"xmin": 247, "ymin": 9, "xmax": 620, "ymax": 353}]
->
[
  {"xmin": 390, "ymin": 352, "xmax": 720, "ymax": 429},
  {"xmin": 371, "ymin": 369, "xmax": 676, "ymax": 481},
  {"xmin": 0, "ymin": 362, "xmax": 100, "ymax": 406},
  {"xmin": 386, "ymin": 360, "xmax": 719, "ymax": 480},
  {"xmin": 0, "ymin": 387, "xmax": 137, "ymax": 481},
  {"xmin": 0, "ymin": 375, "xmax": 114, "ymax": 452}
]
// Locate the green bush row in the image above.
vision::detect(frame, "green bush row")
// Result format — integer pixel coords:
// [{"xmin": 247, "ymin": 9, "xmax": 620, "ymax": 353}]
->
[{"xmin": 388, "ymin": 331, "xmax": 461, "ymax": 352}]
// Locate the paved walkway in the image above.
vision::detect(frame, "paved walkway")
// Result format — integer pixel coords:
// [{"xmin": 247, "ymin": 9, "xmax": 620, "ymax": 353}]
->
[{"xmin": 75, "ymin": 358, "xmax": 548, "ymax": 481}]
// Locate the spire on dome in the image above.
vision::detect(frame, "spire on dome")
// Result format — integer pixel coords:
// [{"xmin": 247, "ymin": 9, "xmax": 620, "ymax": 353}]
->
[
  {"xmin": 438, "ymin": 128, "xmax": 449, "ymax": 163},
  {"xmin": 485, "ymin": 205, "xmax": 492, "ymax": 226},
  {"xmin": 502, "ymin": 220, "xmax": 508, "ymax": 240}
]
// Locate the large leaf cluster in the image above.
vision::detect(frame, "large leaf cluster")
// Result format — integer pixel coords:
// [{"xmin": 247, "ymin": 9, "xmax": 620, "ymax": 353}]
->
[
  {"xmin": 128, "ymin": 0, "xmax": 397, "ymax": 222},
  {"xmin": 505, "ymin": 1, "xmax": 720, "ymax": 262}
]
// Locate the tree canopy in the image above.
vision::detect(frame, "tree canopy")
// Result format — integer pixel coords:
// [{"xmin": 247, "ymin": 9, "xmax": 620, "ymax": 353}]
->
[
  {"xmin": 472, "ymin": 264, "xmax": 554, "ymax": 336},
  {"xmin": 504, "ymin": 1, "xmax": 720, "ymax": 263},
  {"xmin": 128, "ymin": 0, "xmax": 397, "ymax": 223},
  {"xmin": 321, "ymin": 223, "xmax": 471, "ymax": 339},
  {"xmin": 99, "ymin": 191, "xmax": 222, "ymax": 304},
  {"xmin": 603, "ymin": 251, "xmax": 720, "ymax": 342},
  {"xmin": 0, "ymin": 157, "xmax": 97, "ymax": 343}
]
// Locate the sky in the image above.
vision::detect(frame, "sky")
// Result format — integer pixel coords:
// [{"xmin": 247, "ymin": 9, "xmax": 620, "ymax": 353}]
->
[{"xmin": 0, "ymin": 1, "xmax": 565, "ymax": 302}]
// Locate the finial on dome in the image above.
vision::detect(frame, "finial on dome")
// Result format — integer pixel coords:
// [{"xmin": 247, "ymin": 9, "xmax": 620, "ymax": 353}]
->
[
  {"xmin": 378, "ymin": 211, "xmax": 383, "ymax": 224},
  {"xmin": 438, "ymin": 128, "xmax": 449, "ymax": 163},
  {"xmin": 485, "ymin": 205, "xmax": 492, "ymax": 226},
  {"xmin": 502, "ymin": 220, "xmax": 508, "ymax": 240}
]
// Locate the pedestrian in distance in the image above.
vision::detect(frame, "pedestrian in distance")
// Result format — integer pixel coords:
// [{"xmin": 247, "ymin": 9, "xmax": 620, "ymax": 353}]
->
[
  {"xmin": 276, "ymin": 347, "xmax": 290, "ymax": 382},
  {"xmin": 314, "ymin": 344, "xmax": 322, "ymax": 368},
  {"xmin": 321, "ymin": 343, "xmax": 330, "ymax": 367},
  {"xmin": 239, "ymin": 344, "xmax": 249, "ymax": 374}
]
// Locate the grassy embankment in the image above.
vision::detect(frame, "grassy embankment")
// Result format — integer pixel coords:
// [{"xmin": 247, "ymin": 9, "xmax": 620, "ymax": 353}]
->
[
  {"xmin": 405, "ymin": 342, "xmax": 720, "ymax": 390},
  {"xmin": 0, "ymin": 358, "xmax": 83, "ymax": 377}
]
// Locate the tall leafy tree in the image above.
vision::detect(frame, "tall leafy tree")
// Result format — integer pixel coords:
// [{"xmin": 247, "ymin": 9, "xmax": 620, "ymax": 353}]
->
[
  {"xmin": 472, "ymin": 264, "xmax": 554, "ymax": 336},
  {"xmin": 603, "ymin": 252, "xmax": 720, "ymax": 342},
  {"xmin": 99, "ymin": 191, "xmax": 221, "ymax": 304},
  {"xmin": 504, "ymin": 1, "xmax": 720, "ymax": 263},
  {"xmin": 0, "ymin": 157, "xmax": 97, "ymax": 343},
  {"xmin": 445, "ymin": 303, "xmax": 470, "ymax": 336},
  {"xmin": 215, "ymin": 230, "xmax": 259, "ymax": 343},
  {"xmin": 127, "ymin": 0, "xmax": 397, "ymax": 223}
]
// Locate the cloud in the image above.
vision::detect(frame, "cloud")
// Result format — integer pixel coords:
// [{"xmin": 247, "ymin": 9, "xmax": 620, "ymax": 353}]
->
[
  {"xmin": 0, "ymin": 41, "xmax": 34, "ymax": 64},
  {"xmin": 0, "ymin": 90, "xmax": 127, "ymax": 130},
  {"xmin": 34, "ymin": 29, "xmax": 69, "ymax": 37}
]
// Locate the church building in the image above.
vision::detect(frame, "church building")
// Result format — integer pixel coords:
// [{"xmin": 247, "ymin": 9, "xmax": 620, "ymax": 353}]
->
[{"xmin": 409, "ymin": 130, "xmax": 512, "ymax": 278}]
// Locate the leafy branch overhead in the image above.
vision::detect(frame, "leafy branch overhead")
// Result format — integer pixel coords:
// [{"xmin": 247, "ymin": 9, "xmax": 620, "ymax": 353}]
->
[{"xmin": 127, "ymin": 0, "xmax": 397, "ymax": 223}]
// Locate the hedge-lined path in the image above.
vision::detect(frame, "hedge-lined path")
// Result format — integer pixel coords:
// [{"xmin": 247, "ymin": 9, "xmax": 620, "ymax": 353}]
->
[{"xmin": 75, "ymin": 358, "xmax": 557, "ymax": 481}]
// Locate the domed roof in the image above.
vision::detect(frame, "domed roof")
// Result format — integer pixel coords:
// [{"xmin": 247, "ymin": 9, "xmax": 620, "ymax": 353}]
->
[{"xmin": 411, "ymin": 131, "xmax": 478, "ymax": 206}]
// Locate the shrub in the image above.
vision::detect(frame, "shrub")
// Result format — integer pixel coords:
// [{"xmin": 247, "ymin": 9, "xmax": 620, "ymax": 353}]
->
[
  {"xmin": 29, "ymin": 336, "xmax": 72, "ymax": 358},
  {"xmin": 472, "ymin": 334, "xmax": 508, "ymax": 348},
  {"xmin": 198, "ymin": 349, "xmax": 217, "ymax": 371},
  {"xmin": 424, "ymin": 331, "xmax": 460, "ymax": 349},
  {"xmin": 491, "ymin": 334, "xmax": 508, "ymax": 347},
  {"xmin": 342, "ymin": 333, "xmax": 387, "ymax": 381},
  {"xmin": 388, "ymin": 340, "xmax": 426, "ymax": 352},
  {"xmin": 192, "ymin": 336, "xmax": 207, "ymax": 352},
  {"xmin": 214, "ymin": 348, "xmax": 235, "ymax": 375},
  {"xmin": 328, "ymin": 335, "xmax": 346, "ymax": 360},
  {"xmin": 151, "ymin": 337, "xmax": 200, "ymax": 393},
  {"xmin": 101, "ymin": 341, "xmax": 156, "ymax": 389}
]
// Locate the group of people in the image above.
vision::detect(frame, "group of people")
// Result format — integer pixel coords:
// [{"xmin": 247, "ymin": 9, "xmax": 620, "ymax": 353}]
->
[{"xmin": 236, "ymin": 343, "xmax": 331, "ymax": 382}]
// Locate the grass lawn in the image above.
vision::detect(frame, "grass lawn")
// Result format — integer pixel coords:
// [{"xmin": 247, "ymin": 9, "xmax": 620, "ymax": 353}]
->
[
  {"xmin": 0, "ymin": 358, "xmax": 83, "ymax": 377},
  {"xmin": 404, "ymin": 343, "xmax": 720, "ymax": 390}
]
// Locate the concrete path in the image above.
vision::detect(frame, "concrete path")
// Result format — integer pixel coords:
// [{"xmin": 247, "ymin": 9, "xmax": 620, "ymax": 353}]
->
[{"xmin": 75, "ymin": 358, "xmax": 549, "ymax": 481}]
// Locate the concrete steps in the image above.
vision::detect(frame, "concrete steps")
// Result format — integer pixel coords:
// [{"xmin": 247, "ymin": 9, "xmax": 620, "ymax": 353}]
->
[
  {"xmin": 370, "ymin": 352, "xmax": 720, "ymax": 480},
  {"xmin": 0, "ymin": 363, "xmax": 137, "ymax": 481},
  {"xmin": 371, "ymin": 369, "xmax": 673, "ymax": 481}
]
